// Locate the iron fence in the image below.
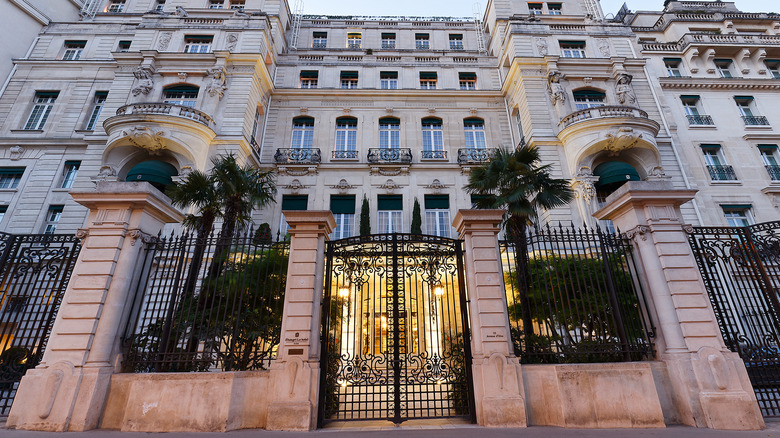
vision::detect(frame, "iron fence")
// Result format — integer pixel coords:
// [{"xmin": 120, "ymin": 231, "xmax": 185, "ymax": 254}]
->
[
  {"xmin": 123, "ymin": 227, "xmax": 290, "ymax": 373},
  {"xmin": 499, "ymin": 224, "xmax": 654, "ymax": 364},
  {"xmin": 0, "ymin": 232, "xmax": 81, "ymax": 415}
]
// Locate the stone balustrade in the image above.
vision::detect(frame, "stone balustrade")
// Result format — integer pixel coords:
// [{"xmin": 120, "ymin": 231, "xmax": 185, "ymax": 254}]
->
[
  {"xmin": 115, "ymin": 102, "xmax": 215, "ymax": 128},
  {"xmin": 559, "ymin": 105, "xmax": 650, "ymax": 129}
]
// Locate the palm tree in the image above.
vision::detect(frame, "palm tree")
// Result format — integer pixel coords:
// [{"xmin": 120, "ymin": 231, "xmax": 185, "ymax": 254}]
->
[{"xmin": 465, "ymin": 145, "xmax": 573, "ymax": 356}]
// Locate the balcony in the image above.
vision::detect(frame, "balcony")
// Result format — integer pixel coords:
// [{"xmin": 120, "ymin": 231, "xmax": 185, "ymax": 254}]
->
[
  {"xmin": 367, "ymin": 148, "xmax": 412, "ymax": 165},
  {"xmin": 115, "ymin": 103, "xmax": 214, "ymax": 128},
  {"xmin": 707, "ymin": 165, "xmax": 737, "ymax": 181},
  {"xmin": 559, "ymin": 106, "xmax": 652, "ymax": 129},
  {"xmin": 766, "ymin": 165, "xmax": 780, "ymax": 181},
  {"xmin": 274, "ymin": 148, "xmax": 321, "ymax": 165},
  {"xmin": 421, "ymin": 150, "xmax": 448, "ymax": 160},
  {"xmin": 687, "ymin": 114, "xmax": 714, "ymax": 126},
  {"xmin": 457, "ymin": 148, "xmax": 492, "ymax": 164},
  {"xmin": 742, "ymin": 116, "xmax": 770, "ymax": 126},
  {"xmin": 332, "ymin": 150, "xmax": 359, "ymax": 160}
]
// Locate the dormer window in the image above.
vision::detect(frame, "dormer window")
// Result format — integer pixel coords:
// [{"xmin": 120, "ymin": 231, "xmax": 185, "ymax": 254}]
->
[
  {"xmin": 560, "ymin": 41, "xmax": 586, "ymax": 58},
  {"xmin": 714, "ymin": 59, "xmax": 733, "ymax": 78},
  {"xmin": 415, "ymin": 34, "xmax": 430, "ymax": 50},
  {"xmin": 300, "ymin": 70, "xmax": 318, "ymax": 89},
  {"xmin": 548, "ymin": 3, "xmax": 562, "ymax": 14},
  {"xmin": 312, "ymin": 32, "xmax": 327, "ymax": 49},
  {"xmin": 449, "ymin": 34, "xmax": 463, "ymax": 50},
  {"xmin": 420, "ymin": 72, "xmax": 437, "ymax": 89},
  {"xmin": 183, "ymin": 35, "xmax": 213, "ymax": 53},
  {"xmin": 766, "ymin": 60, "xmax": 780, "ymax": 79},
  {"xmin": 664, "ymin": 58, "xmax": 683, "ymax": 77},
  {"xmin": 340, "ymin": 71, "xmax": 359, "ymax": 89},
  {"xmin": 62, "ymin": 41, "xmax": 86, "ymax": 60},
  {"xmin": 208, "ymin": 0, "xmax": 224, "ymax": 8},
  {"xmin": 382, "ymin": 33, "xmax": 396, "ymax": 49},
  {"xmin": 347, "ymin": 33, "xmax": 362, "ymax": 49},
  {"xmin": 528, "ymin": 3, "xmax": 543, "ymax": 14}
]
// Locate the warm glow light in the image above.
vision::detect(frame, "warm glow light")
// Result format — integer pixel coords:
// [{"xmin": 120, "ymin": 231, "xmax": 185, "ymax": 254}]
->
[
  {"xmin": 434, "ymin": 286, "xmax": 444, "ymax": 297},
  {"xmin": 338, "ymin": 287, "xmax": 350, "ymax": 298}
]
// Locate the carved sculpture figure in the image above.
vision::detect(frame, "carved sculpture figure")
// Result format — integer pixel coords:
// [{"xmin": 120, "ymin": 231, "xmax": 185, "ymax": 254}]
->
[
  {"xmin": 535, "ymin": 38, "xmax": 548, "ymax": 56},
  {"xmin": 206, "ymin": 67, "xmax": 228, "ymax": 99},
  {"xmin": 616, "ymin": 73, "xmax": 637, "ymax": 105},
  {"xmin": 547, "ymin": 70, "xmax": 566, "ymax": 105},
  {"xmin": 132, "ymin": 67, "xmax": 154, "ymax": 96}
]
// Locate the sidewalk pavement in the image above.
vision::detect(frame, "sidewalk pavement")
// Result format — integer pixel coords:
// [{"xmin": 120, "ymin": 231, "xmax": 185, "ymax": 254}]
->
[{"xmin": 2, "ymin": 421, "xmax": 780, "ymax": 438}]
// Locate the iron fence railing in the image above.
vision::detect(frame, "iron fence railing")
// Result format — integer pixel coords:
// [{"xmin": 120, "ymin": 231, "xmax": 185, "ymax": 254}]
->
[
  {"xmin": 498, "ymin": 224, "xmax": 654, "ymax": 364},
  {"xmin": 457, "ymin": 148, "xmax": 492, "ymax": 164},
  {"xmin": 123, "ymin": 228, "xmax": 290, "ymax": 373},
  {"xmin": 332, "ymin": 150, "xmax": 359, "ymax": 160},
  {"xmin": 767, "ymin": 165, "xmax": 780, "ymax": 181},
  {"xmin": 421, "ymin": 150, "xmax": 447, "ymax": 160},
  {"xmin": 274, "ymin": 148, "xmax": 321, "ymax": 164},
  {"xmin": 686, "ymin": 114, "xmax": 714, "ymax": 125},
  {"xmin": 743, "ymin": 115, "xmax": 770, "ymax": 126},
  {"xmin": 367, "ymin": 148, "xmax": 412, "ymax": 164},
  {"xmin": 707, "ymin": 164, "xmax": 737, "ymax": 181}
]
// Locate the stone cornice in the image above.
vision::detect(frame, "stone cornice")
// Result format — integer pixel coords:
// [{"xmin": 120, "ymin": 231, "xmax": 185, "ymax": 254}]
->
[{"xmin": 659, "ymin": 77, "xmax": 780, "ymax": 90}]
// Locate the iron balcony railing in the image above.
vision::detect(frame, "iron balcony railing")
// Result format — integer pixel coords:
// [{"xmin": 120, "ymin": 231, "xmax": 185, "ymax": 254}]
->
[
  {"xmin": 332, "ymin": 150, "xmax": 359, "ymax": 160},
  {"xmin": 457, "ymin": 148, "xmax": 492, "ymax": 164},
  {"xmin": 367, "ymin": 148, "xmax": 412, "ymax": 164},
  {"xmin": 274, "ymin": 148, "xmax": 321, "ymax": 164},
  {"xmin": 707, "ymin": 164, "xmax": 737, "ymax": 181},
  {"xmin": 559, "ymin": 105, "xmax": 651, "ymax": 129},
  {"xmin": 766, "ymin": 165, "xmax": 780, "ymax": 181},
  {"xmin": 742, "ymin": 115, "xmax": 770, "ymax": 126},
  {"xmin": 115, "ymin": 102, "xmax": 215, "ymax": 127},
  {"xmin": 420, "ymin": 150, "xmax": 447, "ymax": 160},
  {"xmin": 686, "ymin": 114, "xmax": 714, "ymax": 125}
]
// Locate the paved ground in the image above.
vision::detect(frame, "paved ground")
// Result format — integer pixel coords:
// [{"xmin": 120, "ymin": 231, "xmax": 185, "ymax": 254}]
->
[{"xmin": 2, "ymin": 420, "xmax": 780, "ymax": 438}]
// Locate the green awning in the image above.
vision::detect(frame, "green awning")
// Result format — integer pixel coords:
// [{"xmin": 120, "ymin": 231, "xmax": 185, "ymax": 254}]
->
[
  {"xmin": 758, "ymin": 144, "xmax": 779, "ymax": 150},
  {"xmin": 64, "ymin": 160, "xmax": 81, "ymax": 166},
  {"xmin": 380, "ymin": 71, "xmax": 398, "ymax": 78},
  {"xmin": 300, "ymin": 70, "xmax": 318, "ymax": 78},
  {"xmin": 593, "ymin": 161, "xmax": 640, "ymax": 187},
  {"xmin": 378, "ymin": 195, "xmax": 402, "ymax": 211},
  {"xmin": 424, "ymin": 195, "xmax": 449, "ymax": 210},
  {"xmin": 449, "ymin": 34, "xmax": 463, "ymax": 39},
  {"xmin": 36, "ymin": 91, "xmax": 59, "ymax": 97},
  {"xmin": 463, "ymin": 117, "xmax": 483, "ymax": 126},
  {"xmin": 573, "ymin": 89, "xmax": 605, "ymax": 97},
  {"xmin": 734, "ymin": 96, "xmax": 754, "ymax": 101},
  {"xmin": 125, "ymin": 161, "xmax": 178, "ymax": 187},
  {"xmin": 415, "ymin": 33, "xmax": 429, "ymax": 39},
  {"xmin": 381, "ymin": 33, "xmax": 396, "ymax": 38},
  {"xmin": 560, "ymin": 40, "xmax": 585, "ymax": 45},
  {"xmin": 420, "ymin": 72, "xmax": 437, "ymax": 79},
  {"xmin": 0, "ymin": 167, "xmax": 25, "ymax": 175},
  {"xmin": 721, "ymin": 204, "xmax": 752, "ymax": 210},
  {"xmin": 700, "ymin": 144, "xmax": 721, "ymax": 150},
  {"xmin": 282, "ymin": 195, "xmax": 308, "ymax": 211},
  {"xmin": 422, "ymin": 117, "xmax": 442, "ymax": 126},
  {"xmin": 340, "ymin": 71, "xmax": 358, "ymax": 78},
  {"xmin": 379, "ymin": 116, "xmax": 400, "ymax": 125},
  {"xmin": 185, "ymin": 35, "xmax": 213, "ymax": 41},
  {"xmin": 313, "ymin": 32, "xmax": 327, "ymax": 37},
  {"xmin": 164, "ymin": 85, "xmax": 199, "ymax": 93},
  {"xmin": 680, "ymin": 95, "xmax": 699, "ymax": 100},
  {"xmin": 330, "ymin": 195, "xmax": 356, "ymax": 214},
  {"xmin": 663, "ymin": 57, "xmax": 682, "ymax": 62},
  {"xmin": 459, "ymin": 72, "xmax": 477, "ymax": 79}
]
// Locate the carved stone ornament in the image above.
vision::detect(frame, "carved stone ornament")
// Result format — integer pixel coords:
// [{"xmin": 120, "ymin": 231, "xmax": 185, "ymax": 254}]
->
[
  {"xmin": 381, "ymin": 179, "xmax": 399, "ymax": 192},
  {"xmin": 226, "ymin": 33, "xmax": 239, "ymax": 51},
  {"xmin": 331, "ymin": 179, "xmax": 356, "ymax": 194},
  {"xmin": 535, "ymin": 38, "xmax": 548, "ymax": 56},
  {"xmin": 91, "ymin": 165, "xmax": 119, "ymax": 184},
  {"xmin": 178, "ymin": 72, "xmax": 188, "ymax": 81},
  {"xmin": 157, "ymin": 32, "xmax": 173, "ymax": 51},
  {"xmin": 597, "ymin": 39, "xmax": 611, "ymax": 57},
  {"xmin": 206, "ymin": 67, "xmax": 228, "ymax": 99},
  {"xmin": 646, "ymin": 166, "xmax": 671, "ymax": 181},
  {"xmin": 615, "ymin": 73, "xmax": 637, "ymax": 105},
  {"xmin": 127, "ymin": 229, "xmax": 156, "ymax": 246},
  {"xmin": 75, "ymin": 229, "xmax": 89, "ymax": 241},
  {"xmin": 547, "ymin": 70, "xmax": 566, "ymax": 106},
  {"xmin": 9, "ymin": 145, "xmax": 24, "ymax": 161},
  {"xmin": 124, "ymin": 126, "xmax": 166, "ymax": 154},
  {"xmin": 624, "ymin": 225, "xmax": 650, "ymax": 241},
  {"xmin": 426, "ymin": 179, "xmax": 446, "ymax": 194},
  {"xmin": 604, "ymin": 127, "xmax": 642, "ymax": 156},
  {"xmin": 132, "ymin": 67, "xmax": 154, "ymax": 96},
  {"xmin": 285, "ymin": 179, "xmax": 305, "ymax": 193},
  {"xmin": 570, "ymin": 166, "xmax": 599, "ymax": 202},
  {"xmin": 175, "ymin": 6, "xmax": 188, "ymax": 17}
]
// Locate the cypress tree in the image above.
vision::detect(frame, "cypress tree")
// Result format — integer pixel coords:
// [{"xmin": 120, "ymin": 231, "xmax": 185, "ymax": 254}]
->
[
  {"xmin": 411, "ymin": 198, "xmax": 422, "ymax": 235},
  {"xmin": 359, "ymin": 195, "xmax": 371, "ymax": 236}
]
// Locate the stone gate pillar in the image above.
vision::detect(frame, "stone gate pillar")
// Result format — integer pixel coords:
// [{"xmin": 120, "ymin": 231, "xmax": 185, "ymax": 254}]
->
[
  {"xmin": 6, "ymin": 181, "xmax": 183, "ymax": 432},
  {"xmin": 265, "ymin": 211, "xmax": 335, "ymax": 431},
  {"xmin": 453, "ymin": 209, "xmax": 527, "ymax": 428},
  {"xmin": 594, "ymin": 181, "xmax": 764, "ymax": 430}
]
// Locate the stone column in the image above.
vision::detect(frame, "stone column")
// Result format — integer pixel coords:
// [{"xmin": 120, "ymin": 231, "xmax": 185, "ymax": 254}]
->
[
  {"xmin": 265, "ymin": 211, "xmax": 335, "ymax": 431},
  {"xmin": 594, "ymin": 181, "xmax": 764, "ymax": 430},
  {"xmin": 7, "ymin": 181, "xmax": 184, "ymax": 432},
  {"xmin": 453, "ymin": 209, "xmax": 527, "ymax": 428}
]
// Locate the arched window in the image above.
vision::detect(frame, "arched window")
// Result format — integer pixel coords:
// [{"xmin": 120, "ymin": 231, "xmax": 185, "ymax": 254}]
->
[
  {"xmin": 572, "ymin": 89, "xmax": 605, "ymax": 110},
  {"xmin": 335, "ymin": 116, "xmax": 357, "ymax": 152},
  {"xmin": 291, "ymin": 116, "xmax": 314, "ymax": 149},
  {"xmin": 163, "ymin": 85, "xmax": 199, "ymax": 107},
  {"xmin": 379, "ymin": 117, "xmax": 400, "ymax": 149},
  {"xmin": 464, "ymin": 118, "xmax": 486, "ymax": 149},
  {"xmin": 421, "ymin": 117, "xmax": 443, "ymax": 152}
]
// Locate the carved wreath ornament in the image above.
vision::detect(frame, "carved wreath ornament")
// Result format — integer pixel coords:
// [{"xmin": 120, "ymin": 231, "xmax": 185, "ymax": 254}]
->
[{"xmin": 124, "ymin": 126, "xmax": 166, "ymax": 154}]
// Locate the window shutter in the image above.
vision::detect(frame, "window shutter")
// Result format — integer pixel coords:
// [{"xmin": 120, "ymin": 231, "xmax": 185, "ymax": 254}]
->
[
  {"xmin": 282, "ymin": 195, "xmax": 308, "ymax": 211},
  {"xmin": 378, "ymin": 195, "xmax": 403, "ymax": 211},
  {"xmin": 424, "ymin": 195, "xmax": 449, "ymax": 210},
  {"xmin": 330, "ymin": 195, "xmax": 356, "ymax": 214}
]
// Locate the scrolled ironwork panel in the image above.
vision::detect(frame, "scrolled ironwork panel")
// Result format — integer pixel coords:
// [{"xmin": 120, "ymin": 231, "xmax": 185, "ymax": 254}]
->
[{"xmin": 320, "ymin": 234, "xmax": 474, "ymax": 424}]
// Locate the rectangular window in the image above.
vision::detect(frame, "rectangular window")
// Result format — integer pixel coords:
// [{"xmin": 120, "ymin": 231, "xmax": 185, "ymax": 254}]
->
[
  {"xmin": 380, "ymin": 71, "xmax": 398, "ymax": 90},
  {"xmin": 415, "ymin": 33, "xmax": 430, "ymax": 50},
  {"xmin": 62, "ymin": 41, "xmax": 86, "ymax": 60},
  {"xmin": 378, "ymin": 195, "xmax": 403, "ymax": 234},
  {"xmin": 573, "ymin": 91, "xmax": 604, "ymax": 110},
  {"xmin": 85, "ymin": 91, "xmax": 108, "ymax": 131},
  {"xmin": 155, "ymin": 0, "xmax": 166, "ymax": 12},
  {"xmin": 420, "ymin": 72, "xmax": 437, "ymax": 89},
  {"xmin": 229, "ymin": 0, "xmax": 245, "ymax": 9},
  {"xmin": 107, "ymin": 0, "xmax": 125, "ymax": 13},
  {"xmin": 702, "ymin": 145, "xmax": 736, "ymax": 181},
  {"xmin": 347, "ymin": 33, "xmax": 362, "ymax": 49},
  {"xmin": 164, "ymin": 87, "xmax": 198, "ymax": 107},
  {"xmin": 464, "ymin": 119, "xmax": 486, "ymax": 149},
  {"xmin": 424, "ymin": 195, "xmax": 450, "ymax": 238},
  {"xmin": 208, "ymin": 0, "xmax": 224, "ymax": 8},
  {"xmin": 340, "ymin": 71, "xmax": 358, "ymax": 89},
  {"xmin": 24, "ymin": 91, "xmax": 58, "ymax": 130},
  {"xmin": 422, "ymin": 120, "xmax": 444, "ymax": 153},
  {"xmin": 335, "ymin": 119, "xmax": 357, "ymax": 151},
  {"xmin": 312, "ymin": 32, "xmax": 327, "ymax": 48},
  {"xmin": 735, "ymin": 96, "xmax": 754, "ymax": 117},
  {"xmin": 760, "ymin": 145, "xmax": 780, "ymax": 180},
  {"xmin": 547, "ymin": 3, "xmax": 562, "ymax": 14},
  {"xmin": 528, "ymin": 3, "xmax": 543, "ymax": 14},
  {"xmin": 681, "ymin": 95, "xmax": 712, "ymax": 125},
  {"xmin": 664, "ymin": 57, "xmax": 682, "ymax": 77},
  {"xmin": 300, "ymin": 70, "xmax": 318, "ymax": 88},
  {"xmin": 0, "ymin": 206, "xmax": 6, "ymax": 224},
  {"xmin": 60, "ymin": 161, "xmax": 81, "ymax": 189},
  {"xmin": 251, "ymin": 106, "xmax": 262, "ymax": 146},
  {"xmin": 459, "ymin": 72, "xmax": 477, "ymax": 90},
  {"xmin": 291, "ymin": 118, "xmax": 314, "ymax": 149},
  {"xmin": 766, "ymin": 60, "xmax": 780, "ymax": 79},
  {"xmin": 715, "ymin": 59, "xmax": 733, "ymax": 78},
  {"xmin": 381, "ymin": 33, "xmax": 396, "ymax": 49},
  {"xmin": 184, "ymin": 36, "xmax": 213, "ymax": 53},
  {"xmin": 280, "ymin": 195, "xmax": 308, "ymax": 235},
  {"xmin": 560, "ymin": 41, "xmax": 586, "ymax": 58},
  {"xmin": 330, "ymin": 195, "xmax": 356, "ymax": 239},
  {"xmin": 117, "ymin": 40, "xmax": 132, "ymax": 52},
  {"xmin": 43, "ymin": 205, "xmax": 64, "ymax": 234},
  {"xmin": 379, "ymin": 118, "xmax": 400, "ymax": 149},
  {"xmin": 0, "ymin": 168, "xmax": 25, "ymax": 189},
  {"xmin": 722, "ymin": 205, "xmax": 753, "ymax": 227},
  {"xmin": 449, "ymin": 34, "xmax": 463, "ymax": 50}
]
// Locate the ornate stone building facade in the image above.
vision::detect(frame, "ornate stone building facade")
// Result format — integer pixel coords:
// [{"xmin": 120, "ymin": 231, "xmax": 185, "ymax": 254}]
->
[{"xmin": 0, "ymin": 0, "xmax": 776, "ymax": 234}]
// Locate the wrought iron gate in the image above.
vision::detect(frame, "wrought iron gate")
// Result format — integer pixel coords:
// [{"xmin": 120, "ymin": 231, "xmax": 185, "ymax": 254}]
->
[
  {"xmin": 319, "ymin": 234, "xmax": 474, "ymax": 425},
  {"xmin": 688, "ymin": 221, "xmax": 780, "ymax": 417},
  {"xmin": 0, "ymin": 232, "xmax": 81, "ymax": 415}
]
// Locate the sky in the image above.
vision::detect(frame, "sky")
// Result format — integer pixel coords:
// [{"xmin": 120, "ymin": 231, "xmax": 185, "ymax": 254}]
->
[{"xmin": 303, "ymin": 0, "xmax": 777, "ymax": 18}]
